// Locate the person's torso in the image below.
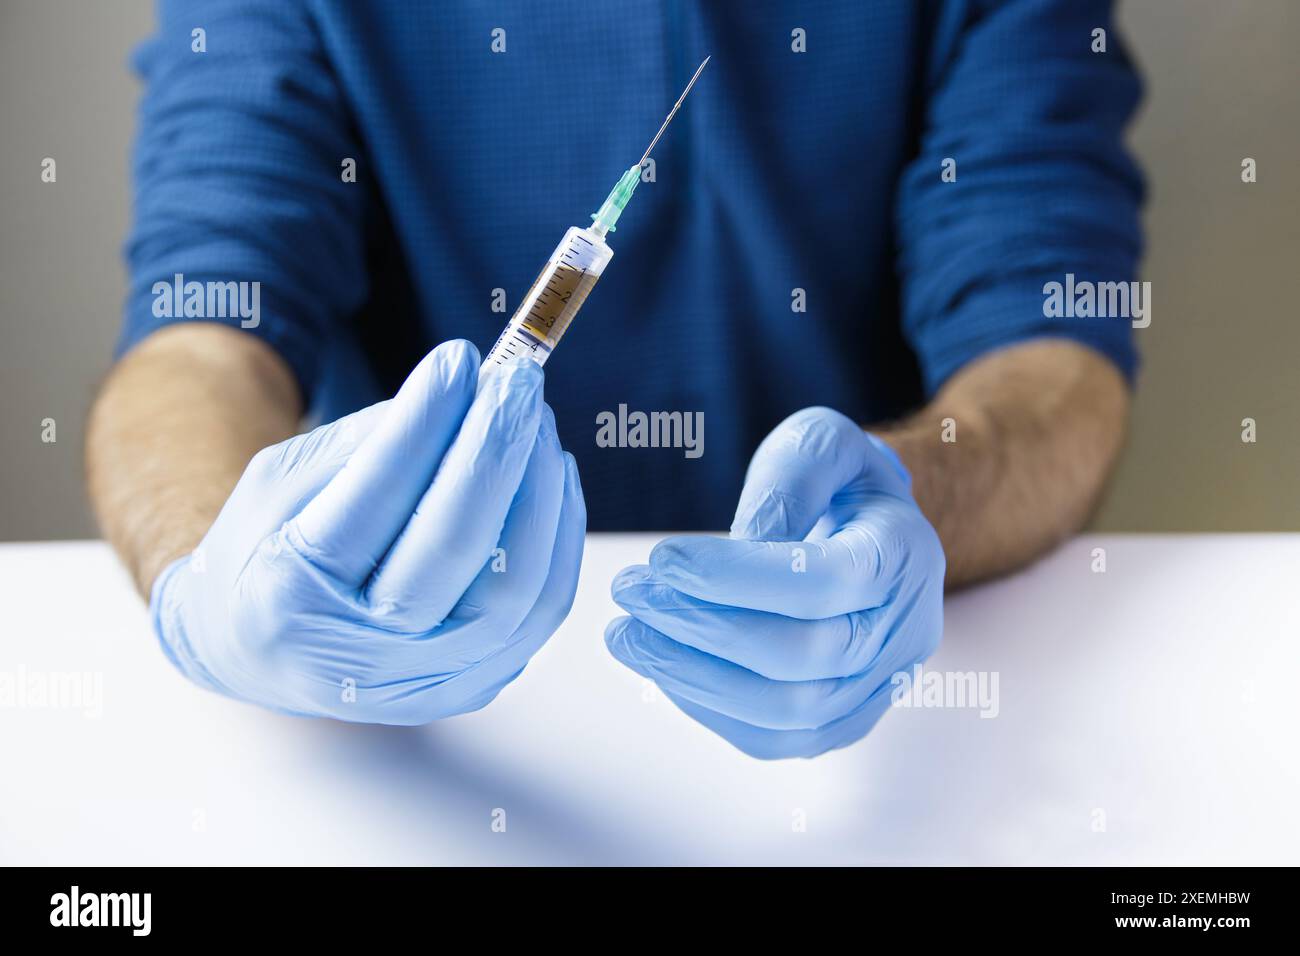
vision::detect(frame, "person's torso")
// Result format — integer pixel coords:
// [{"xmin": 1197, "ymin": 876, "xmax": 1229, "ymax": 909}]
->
[{"xmin": 311, "ymin": 0, "xmax": 930, "ymax": 529}]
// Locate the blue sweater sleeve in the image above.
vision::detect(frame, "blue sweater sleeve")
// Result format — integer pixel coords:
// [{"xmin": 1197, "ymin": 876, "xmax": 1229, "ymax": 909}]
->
[
  {"xmin": 895, "ymin": 0, "xmax": 1145, "ymax": 395},
  {"xmin": 118, "ymin": 0, "xmax": 369, "ymax": 402}
]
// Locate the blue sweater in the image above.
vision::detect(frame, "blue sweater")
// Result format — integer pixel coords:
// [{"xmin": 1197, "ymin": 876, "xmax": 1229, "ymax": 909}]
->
[{"xmin": 119, "ymin": 0, "xmax": 1144, "ymax": 529}]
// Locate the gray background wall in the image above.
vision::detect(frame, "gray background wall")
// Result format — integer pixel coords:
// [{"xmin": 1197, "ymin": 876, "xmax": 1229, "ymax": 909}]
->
[{"xmin": 1, "ymin": 1, "xmax": 1297, "ymax": 540}]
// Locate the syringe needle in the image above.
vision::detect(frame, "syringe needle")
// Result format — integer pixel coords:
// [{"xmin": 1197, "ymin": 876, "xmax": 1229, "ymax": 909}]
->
[
  {"xmin": 488, "ymin": 56, "xmax": 712, "ymax": 368},
  {"xmin": 590, "ymin": 55, "xmax": 711, "ymax": 238},
  {"xmin": 638, "ymin": 56, "xmax": 711, "ymax": 167}
]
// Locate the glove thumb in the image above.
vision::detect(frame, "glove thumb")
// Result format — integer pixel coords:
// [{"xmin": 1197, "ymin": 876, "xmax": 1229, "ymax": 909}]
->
[{"xmin": 730, "ymin": 407, "xmax": 909, "ymax": 541}]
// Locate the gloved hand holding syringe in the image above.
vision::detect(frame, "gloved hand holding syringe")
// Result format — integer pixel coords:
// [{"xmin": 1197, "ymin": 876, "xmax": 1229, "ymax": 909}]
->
[
  {"xmin": 483, "ymin": 56, "xmax": 711, "ymax": 370},
  {"xmin": 148, "ymin": 58, "xmax": 712, "ymax": 725}
]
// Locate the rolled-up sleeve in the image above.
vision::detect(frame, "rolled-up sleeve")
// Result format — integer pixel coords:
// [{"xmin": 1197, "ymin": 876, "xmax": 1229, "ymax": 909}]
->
[
  {"xmin": 118, "ymin": 0, "xmax": 369, "ymax": 402},
  {"xmin": 895, "ymin": 0, "xmax": 1145, "ymax": 395}
]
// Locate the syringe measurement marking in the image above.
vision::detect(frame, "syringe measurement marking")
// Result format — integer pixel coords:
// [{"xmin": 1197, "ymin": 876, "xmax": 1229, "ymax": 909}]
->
[{"xmin": 520, "ymin": 262, "xmax": 596, "ymax": 341}]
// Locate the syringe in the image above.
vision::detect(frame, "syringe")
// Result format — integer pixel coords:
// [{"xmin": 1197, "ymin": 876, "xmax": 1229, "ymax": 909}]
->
[{"xmin": 483, "ymin": 56, "xmax": 710, "ymax": 369}]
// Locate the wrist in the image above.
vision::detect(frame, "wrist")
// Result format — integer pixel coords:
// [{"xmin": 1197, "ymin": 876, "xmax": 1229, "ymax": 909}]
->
[{"xmin": 137, "ymin": 542, "xmax": 198, "ymax": 602}]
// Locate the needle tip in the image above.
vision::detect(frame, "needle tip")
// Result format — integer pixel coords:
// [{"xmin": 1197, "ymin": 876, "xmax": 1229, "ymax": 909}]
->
[{"xmin": 637, "ymin": 56, "xmax": 713, "ymax": 167}]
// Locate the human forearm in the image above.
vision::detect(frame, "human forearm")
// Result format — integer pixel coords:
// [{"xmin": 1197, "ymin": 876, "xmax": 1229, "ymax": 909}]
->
[
  {"xmin": 876, "ymin": 339, "xmax": 1130, "ymax": 588},
  {"xmin": 86, "ymin": 324, "xmax": 302, "ymax": 598}
]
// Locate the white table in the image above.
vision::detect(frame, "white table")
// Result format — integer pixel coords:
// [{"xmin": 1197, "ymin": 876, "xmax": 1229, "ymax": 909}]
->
[{"xmin": 1, "ymin": 535, "xmax": 1296, "ymax": 865}]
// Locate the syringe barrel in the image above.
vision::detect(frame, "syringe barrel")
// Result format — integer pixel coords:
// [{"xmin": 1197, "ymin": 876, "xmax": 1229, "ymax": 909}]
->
[{"xmin": 483, "ymin": 226, "xmax": 614, "ymax": 369}]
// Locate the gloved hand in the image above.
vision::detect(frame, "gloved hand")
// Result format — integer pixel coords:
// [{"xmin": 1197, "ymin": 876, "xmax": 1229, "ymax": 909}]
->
[
  {"xmin": 150, "ymin": 339, "xmax": 585, "ymax": 724},
  {"xmin": 605, "ymin": 406, "xmax": 943, "ymax": 759}
]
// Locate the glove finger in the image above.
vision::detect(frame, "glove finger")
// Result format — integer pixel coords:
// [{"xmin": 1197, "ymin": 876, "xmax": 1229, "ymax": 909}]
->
[
  {"xmin": 365, "ymin": 357, "xmax": 544, "ymax": 628},
  {"xmin": 264, "ymin": 397, "xmax": 391, "ymax": 481},
  {"xmin": 649, "ymin": 500, "xmax": 925, "ymax": 618},
  {"xmin": 604, "ymin": 616, "xmax": 883, "ymax": 731},
  {"xmin": 661, "ymin": 685, "xmax": 895, "ymax": 760},
  {"xmin": 491, "ymin": 451, "xmax": 586, "ymax": 649},
  {"xmin": 415, "ymin": 406, "xmax": 566, "ymax": 657},
  {"xmin": 408, "ymin": 452, "xmax": 585, "ymax": 719},
  {"xmin": 233, "ymin": 399, "xmax": 393, "ymax": 535},
  {"xmin": 286, "ymin": 340, "xmax": 479, "ymax": 585},
  {"xmin": 611, "ymin": 565, "xmax": 886, "ymax": 680},
  {"xmin": 732, "ymin": 407, "xmax": 906, "ymax": 541}
]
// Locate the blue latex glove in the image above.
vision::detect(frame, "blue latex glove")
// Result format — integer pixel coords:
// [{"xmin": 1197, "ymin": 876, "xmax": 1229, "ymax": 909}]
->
[
  {"xmin": 605, "ymin": 407, "xmax": 944, "ymax": 759},
  {"xmin": 150, "ymin": 340, "xmax": 585, "ymax": 724}
]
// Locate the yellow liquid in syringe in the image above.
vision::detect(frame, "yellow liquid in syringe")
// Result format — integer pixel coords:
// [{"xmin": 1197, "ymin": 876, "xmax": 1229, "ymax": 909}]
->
[{"xmin": 483, "ymin": 226, "xmax": 613, "ymax": 368}]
